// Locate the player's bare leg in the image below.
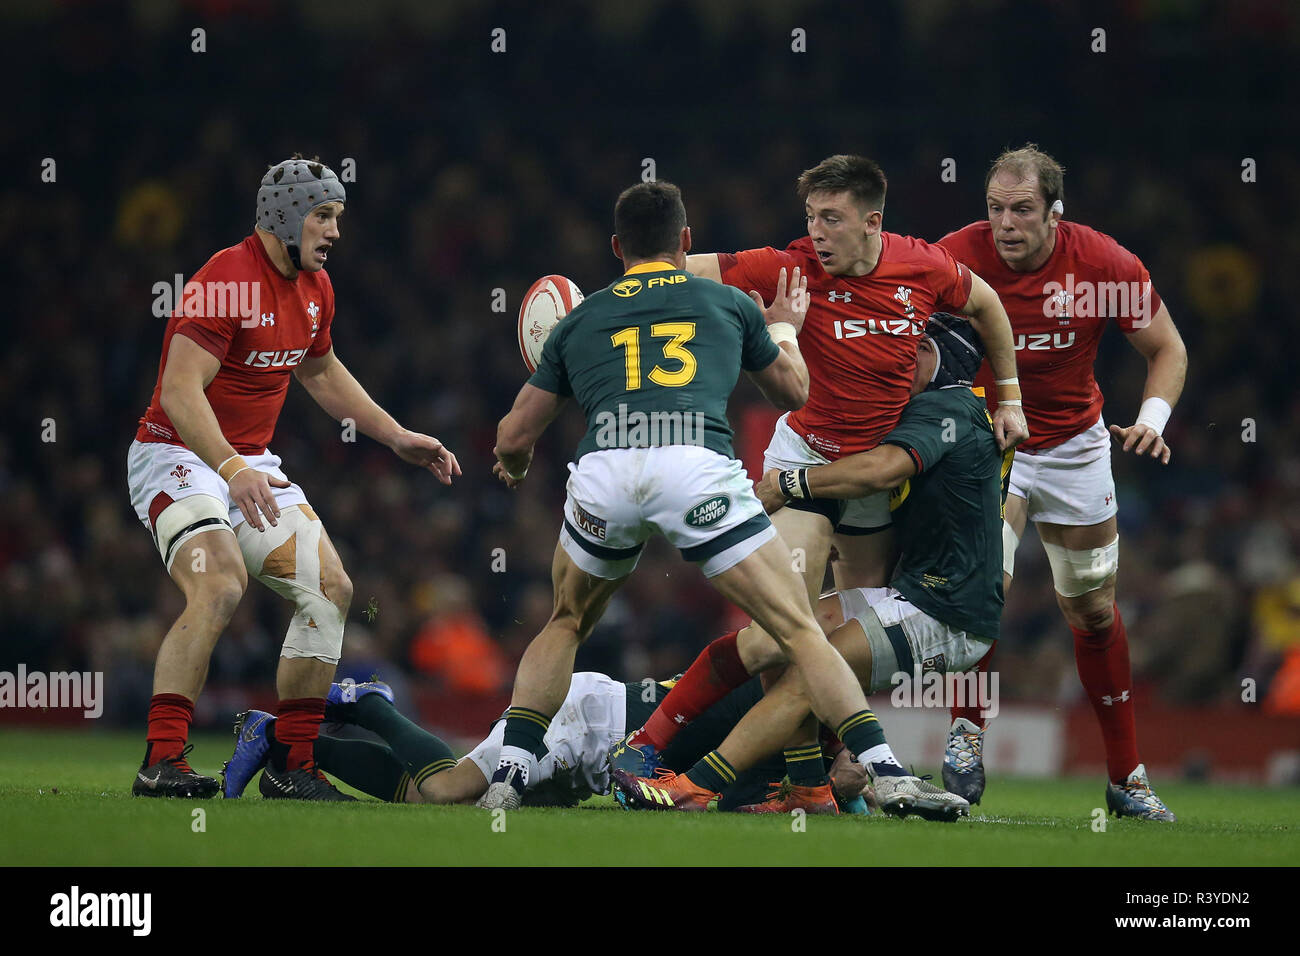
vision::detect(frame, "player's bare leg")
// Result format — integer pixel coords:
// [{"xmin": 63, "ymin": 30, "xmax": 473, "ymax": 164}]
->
[
  {"xmin": 154, "ymin": 527, "xmax": 248, "ymax": 700},
  {"xmin": 136, "ymin": 527, "xmax": 246, "ymax": 797},
  {"xmin": 481, "ymin": 544, "xmax": 627, "ymax": 809},
  {"xmin": 625, "ymin": 507, "xmax": 832, "ymax": 761},
  {"xmin": 830, "ymin": 526, "xmax": 897, "ymax": 591},
  {"xmin": 761, "ymin": 589, "xmax": 849, "ymax": 804},
  {"xmin": 242, "ymin": 508, "xmax": 356, "ymax": 800}
]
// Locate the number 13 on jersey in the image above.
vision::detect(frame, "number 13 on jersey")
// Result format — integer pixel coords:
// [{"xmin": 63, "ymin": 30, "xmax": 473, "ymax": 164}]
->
[{"xmin": 610, "ymin": 322, "xmax": 697, "ymax": 389}]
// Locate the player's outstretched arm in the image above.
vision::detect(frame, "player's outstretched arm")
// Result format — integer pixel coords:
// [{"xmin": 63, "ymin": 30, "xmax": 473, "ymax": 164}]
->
[
  {"xmin": 295, "ymin": 348, "xmax": 461, "ymax": 483},
  {"xmin": 685, "ymin": 253, "xmax": 722, "ymax": 282},
  {"xmin": 1110, "ymin": 302, "xmax": 1186, "ymax": 464},
  {"xmin": 755, "ymin": 445, "xmax": 916, "ymax": 512},
  {"xmin": 959, "ymin": 272, "xmax": 1030, "ymax": 450},
  {"xmin": 161, "ymin": 333, "xmax": 290, "ymax": 531},
  {"xmin": 494, "ymin": 383, "xmax": 568, "ymax": 488}
]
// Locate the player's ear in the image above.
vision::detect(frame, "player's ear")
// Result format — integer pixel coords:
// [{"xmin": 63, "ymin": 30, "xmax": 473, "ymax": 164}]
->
[
  {"xmin": 863, "ymin": 208, "xmax": 883, "ymax": 236},
  {"xmin": 611, "ymin": 234, "xmax": 622, "ymax": 260},
  {"xmin": 680, "ymin": 226, "xmax": 692, "ymax": 255}
]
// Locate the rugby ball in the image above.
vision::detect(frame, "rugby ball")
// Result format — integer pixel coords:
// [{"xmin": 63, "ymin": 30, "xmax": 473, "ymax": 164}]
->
[{"xmin": 519, "ymin": 275, "xmax": 583, "ymax": 373}]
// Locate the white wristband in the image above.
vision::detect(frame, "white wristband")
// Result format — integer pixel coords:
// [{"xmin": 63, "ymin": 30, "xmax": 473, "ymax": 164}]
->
[
  {"xmin": 998, "ymin": 399, "xmax": 1022, "ymax": 407},
  {"xmin": 216, "ymin": 454, "xmax": 242, "ymax": 474},
  {"xmin": 995, "ymin": 377, "xmax": 1020, "ymax": 387},
  {"xmin": 767, "ymin": 322, "xmax": 798, "ymax": 346},
  {"xmin": 1135, "ymin": 397, "xmax": 1172, "ymax": 436},
  {"xmin": 225, "ymin": 466, "xmax": 252, "ymax": 484}
]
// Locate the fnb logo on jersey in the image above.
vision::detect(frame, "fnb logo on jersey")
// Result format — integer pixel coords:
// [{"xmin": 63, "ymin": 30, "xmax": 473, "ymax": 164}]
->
[
  {"xmin": 647, "ymin": 274, "xmax": 686, "ymax": 288},
  {"xmin": 1041, "ymin": 274, "xmax": 1154, "ymax": 326},
  {"xmin": 243, "ymin": 348, "xmax": 309, "ymax": 368},
  {"xmin": 833, "ymin": 318, "xmax": 925, "ymax": 339}
]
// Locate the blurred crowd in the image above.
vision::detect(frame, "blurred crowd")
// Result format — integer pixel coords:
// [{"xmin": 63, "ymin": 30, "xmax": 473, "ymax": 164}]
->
[{"xmin": 3, "ymin": 0, "xmax": 1299, "ymax": 727}]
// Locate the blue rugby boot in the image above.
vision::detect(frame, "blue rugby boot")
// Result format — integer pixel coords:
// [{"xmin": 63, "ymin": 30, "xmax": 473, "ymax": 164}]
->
[
  {"xmin": 324, "ymin": 678, "xmax": 394, "ymax": 722},
  {"xmin": 221, "ymin": 709, "xmax": 274, "ymax": 798}
]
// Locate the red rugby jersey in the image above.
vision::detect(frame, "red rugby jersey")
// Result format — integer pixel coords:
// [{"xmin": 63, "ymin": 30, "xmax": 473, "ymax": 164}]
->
[
  {"xmin": 718, "ymin": 234, "xmax": 972, "ymax": 458},
  {"xmin": 137, "ymin": 234, "xmax": 335, "ymax": 455},
  {"xmin": 938, "ymin": 220, "xmax": 1161, "ymax": 450}
]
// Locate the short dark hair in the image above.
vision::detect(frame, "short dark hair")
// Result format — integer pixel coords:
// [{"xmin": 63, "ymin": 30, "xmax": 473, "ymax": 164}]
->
[
  {"xmin": 614, "ymin": 181, "xmax": 687, "ymax": 259},
  {"xmin": 985, "ymin": 144, "xmax": 1066, "ymax": 214},
  {"xmin": 796, "ymin": 155, "xmax": 887, "ymax": 213}
]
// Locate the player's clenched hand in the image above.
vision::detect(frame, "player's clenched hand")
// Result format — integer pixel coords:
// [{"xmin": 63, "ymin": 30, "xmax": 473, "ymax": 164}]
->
[
  {"xmin": 756, "ymin": 468, "xmax": 787, "ymax": 514},
  {"xmin": 391, "ymin": 429, "xmax": 462, "ymax": 484},
  {"xmin": 1109, "ymin": 423, "xmax": 1171, "ymax": 464},
  {"xmin": 992, "ymin": 404, "xmax": 1030, "ymax": 451},
  {"xmin": 492, "ymin": 459, "xmax": 524, "ymax": 489},
  {"xmin": 227, "ymin": 468, "xmax": 291, "ymax": 533},
  {"xmin": 750, "ymin": 266, "xmax": 810, "ymax": 335}
]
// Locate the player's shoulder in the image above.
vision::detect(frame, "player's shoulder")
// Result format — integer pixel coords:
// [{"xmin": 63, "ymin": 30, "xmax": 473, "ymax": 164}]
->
[
  {"xmin": 880, "ymin": 230, "xmax": 961, "ymax": 269},
  {"xmin": 781, "ymin": 236, "xmax": 821, "ymax": 265},
  {"xmin": 905, "ymin": 386, "xmax": 985, "ymax": 421},
  {"xmin": 193, "ymin": 235, "xmax": 262, "ymax": 281},
  {"xmin": 935, "ymin": 221, "xmax": 993, "ymax": 258},
  {"xmin": 1058, "ymin": 220, "xmax": 1144, "ymax": 272}
]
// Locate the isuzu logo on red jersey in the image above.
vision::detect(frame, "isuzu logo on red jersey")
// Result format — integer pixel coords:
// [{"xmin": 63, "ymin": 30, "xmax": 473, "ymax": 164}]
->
[
  {"xmin": 243, "ymin": 348, "xmax": 309, "ymax": 368},
  {"xmin": 1013, "ymin": 332, "xmax": 1076, "ymax": 351},
  {"xmin": 833, "ymin": 318, "xmax": 926, "ymax": 339}
]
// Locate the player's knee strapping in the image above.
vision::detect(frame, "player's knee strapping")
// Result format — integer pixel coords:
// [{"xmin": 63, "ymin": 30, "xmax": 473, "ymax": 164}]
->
[
  {"xmin": 154, "ymin": 493, "xmax": 233, "ymax": 571},
  {"xmin": 1042, "ymin": 535, "xmax": 1119, "ymax": 598},
  {"xmin": 236, "ymin": 504, "xmax": 343, "ymax": 664},
  {"xmin": 1002, "ymin": 520, "xmax": 1021, "ymax": 580}
]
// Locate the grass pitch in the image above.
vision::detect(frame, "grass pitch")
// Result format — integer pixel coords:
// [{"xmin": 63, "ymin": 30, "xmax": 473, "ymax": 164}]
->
[{"xmin": 2, "ymin": 729, "xmax": 1296, "ymax": 867}]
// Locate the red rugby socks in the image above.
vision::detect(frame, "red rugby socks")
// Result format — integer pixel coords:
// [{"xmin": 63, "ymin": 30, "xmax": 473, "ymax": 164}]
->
[
  {"xmin": 631, "ymin": 629, "xmax": 750, "ymax": 750},
  {"xmin": 1072, "ymin": 604, "xmax": 1141, "ymax": 783}
]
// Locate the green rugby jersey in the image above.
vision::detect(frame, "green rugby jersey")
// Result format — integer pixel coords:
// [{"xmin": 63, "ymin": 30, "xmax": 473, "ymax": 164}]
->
[
  {"xmin": 528, "ymin": 262, "xmax": 780, "ymax": 461},
  {"xmin": 881, "ymin": 387, "xmax": 1014, "ymax": 639}
]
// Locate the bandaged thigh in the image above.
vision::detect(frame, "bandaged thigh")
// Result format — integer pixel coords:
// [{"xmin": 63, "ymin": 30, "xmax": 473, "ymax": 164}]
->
[
  {"xmin": 1042, "ymin": 535, "xmax": 1119, "ymax": 598},
  {"xmin": 236, "ymin": 504, "xmax": 343, "ymax": 664},
  {"xmin": 154, "ymin": 494, "xmax": 233, "ymax": 571}
]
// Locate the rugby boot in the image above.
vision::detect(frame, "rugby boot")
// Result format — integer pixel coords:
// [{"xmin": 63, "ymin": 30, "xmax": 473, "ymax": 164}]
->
[
  {"xmin": 259, "ymin": 761, "xmax": 357, "ymax": 801},
  {"xmin": 735, "ymin": 780, "xmax": 840, "ymax": 815},
  {"xmin": 611, "ymin": 768, "xmax": 717, "ymax": 811},
  {"xmin": 132, "ymin": 744, "xmax": 220, "ymax": 798},
  {"xmin": 942, "ymin": 717, "xmax": 986, "ymax": 805},
  {"xmin": 221, "ymin": 709, "xmax": 274, "ymax": 798},
  {"xmin": 1105, "ymin": 764, "xmax": 1176, "ymax": 821}
]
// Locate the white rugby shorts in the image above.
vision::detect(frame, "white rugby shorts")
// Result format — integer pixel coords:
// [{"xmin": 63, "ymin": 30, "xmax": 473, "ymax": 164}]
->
[
  {"xmin": 1009, "ymin": 415, "xmax": 1117, "ymax": 527},
  {"xmin": 559, "ymin": 445, "xmax": 776, "ymax": 579},
  {"xmin": 838, "ymin": 586, "xmax": 993, "ymax": 691},
  {"xmin": 463, "ymin": 672, "xmax": 628, "ymax": 799},
  {"xmin": 126, "ymin": 439, "xmax": 310, "ymax": 567},
  {"xmin": 764, "ymin": 413, "xmax": 891, "ymax": 534}
]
